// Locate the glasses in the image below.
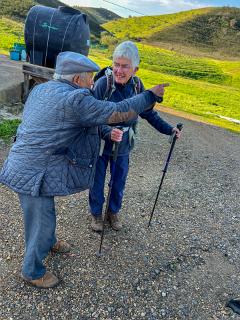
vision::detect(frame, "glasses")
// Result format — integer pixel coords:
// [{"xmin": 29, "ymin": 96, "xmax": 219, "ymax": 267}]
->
[{"xmin": 113, "ymin": 62, "xmax": 132, "ymax": 71}]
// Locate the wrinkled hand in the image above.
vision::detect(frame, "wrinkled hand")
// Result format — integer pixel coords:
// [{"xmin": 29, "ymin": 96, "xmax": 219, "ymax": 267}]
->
[
  {"xmin": 172, "ymin": 127, "xmax": 182, "ymax": 138},
  {"xmin": 149, "ymin": 83, "xmax": 170, "ymax": 98},
  {"xmin": 110, "ymin": 128, "xmax": 123, "ymax": 142}
]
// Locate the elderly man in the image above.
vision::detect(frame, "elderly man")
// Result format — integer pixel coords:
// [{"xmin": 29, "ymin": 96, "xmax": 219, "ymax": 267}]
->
[
  {"xmin": 0, "ymin": 51, "xmax": 167, "ymax": 288},
  {"xmin": 89, "ymin": 41, "xmax": 181, "ymax": 232}
]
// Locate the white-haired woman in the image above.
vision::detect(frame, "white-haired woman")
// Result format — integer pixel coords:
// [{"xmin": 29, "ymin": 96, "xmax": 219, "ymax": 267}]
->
[{"xmin": 89, "ymin": 41, "xmax": 181, "ymax": 232}]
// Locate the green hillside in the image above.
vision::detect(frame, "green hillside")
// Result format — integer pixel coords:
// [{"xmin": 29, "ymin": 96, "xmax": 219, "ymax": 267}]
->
[
  {"xmin": 152, "ymin": 7, "xmax": 240, "ymax": 58},
  {"xmin": 102, "ymin": 8, "xmax": 214, "ymax": 40},
  {"xmin": 74, "ymin": 7, "xmax": 120, "ymax": 41},
  {"xmin": 137, "ymin": 44, "xmax": 231, "ymax": 85},
  {"xmin": 103, "ymin": 7, "xmax": 240, "ymax": 58},
  {"xmin": 74, "ymin": 7, "xmax": 119, "ymax": 25},
  {"xmin": 0, "ymin": 17, "xmax": 24, "ymax": 54}
]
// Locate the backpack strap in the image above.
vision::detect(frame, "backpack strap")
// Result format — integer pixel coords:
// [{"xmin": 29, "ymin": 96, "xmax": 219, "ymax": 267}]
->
[
  {"xmin": 103, "ymin": 68, "xmax": 116, "ymax": 101},
  {"xmin": 133, "ymin": 76, "xmax": 141, "ymax": 95},
  {"xmin": 130, "ymin": 76, "xmax": 142, "ymax": 138}
]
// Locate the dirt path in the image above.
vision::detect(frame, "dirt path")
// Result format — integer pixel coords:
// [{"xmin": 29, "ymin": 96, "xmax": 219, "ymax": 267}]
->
[{"xmin": 0, "ymin": 113, "xmax": 240, "ymax": 319}]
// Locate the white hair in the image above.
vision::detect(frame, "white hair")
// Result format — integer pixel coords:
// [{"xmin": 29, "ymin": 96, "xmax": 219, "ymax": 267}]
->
[
  {"xmin": 113, "ymin": 41, "xmax": 140, "ymax": 68},
  {"xmin": 53, "ymin": 72, "xmax": 89, "ymax": 81}
]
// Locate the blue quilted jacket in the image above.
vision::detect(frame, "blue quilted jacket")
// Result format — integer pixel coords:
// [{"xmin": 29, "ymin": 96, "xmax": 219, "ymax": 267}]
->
[{"xmin": 0, "ymin": 80, "xmax": 156, "ymax": 196}]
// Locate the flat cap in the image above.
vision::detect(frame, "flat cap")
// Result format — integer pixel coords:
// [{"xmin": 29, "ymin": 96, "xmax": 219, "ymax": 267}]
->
[{"xmin": 55, "ymin": 51, "xmax": 100, "ymax": 75}]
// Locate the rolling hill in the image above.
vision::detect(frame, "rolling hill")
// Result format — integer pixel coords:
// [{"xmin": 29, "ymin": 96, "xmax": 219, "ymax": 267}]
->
[
  {"xmin": 103, "ymin": 7, "xmax": 240, "ymax": 59},
  {"xmin": 73, "ymin": 6, "xmax": 120, "ymax": 41}
]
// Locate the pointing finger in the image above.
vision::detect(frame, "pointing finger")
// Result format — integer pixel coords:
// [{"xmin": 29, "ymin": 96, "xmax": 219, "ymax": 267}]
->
[{"xmin": 160, "ymin": 83, "xmax": 170, "ymax": 87}]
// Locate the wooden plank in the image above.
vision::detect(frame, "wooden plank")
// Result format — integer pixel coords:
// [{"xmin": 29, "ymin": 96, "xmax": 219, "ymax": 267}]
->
[
  {"xmin": 22, "ymin": 63, "xmax": 54, "ymax": 80},
  {"xmin": 22, "ymin": 63, "xmax": 55, "ymax": 101}
]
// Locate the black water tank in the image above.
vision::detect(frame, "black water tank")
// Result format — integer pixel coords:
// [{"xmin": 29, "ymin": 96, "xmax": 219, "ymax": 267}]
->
[{"xmin": 24, "ymin": 5, "xmax": 90, "ymax": 68}]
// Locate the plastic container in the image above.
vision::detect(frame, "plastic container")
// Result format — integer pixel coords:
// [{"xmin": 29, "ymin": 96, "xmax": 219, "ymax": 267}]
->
[
  {"xmin": 24, "ymin": 5, "xmax": 90, "ymax": 68},
  {"xmin": 14, "ymin": 43, "xmax": 26, "ymax": 51},
  {"xmin": 10, "ymin": 50, "xmax": 20, "ymax": 61},
  {"xmin": 21, "ymin": 49, "xmax": 27, "ymax": 61}
]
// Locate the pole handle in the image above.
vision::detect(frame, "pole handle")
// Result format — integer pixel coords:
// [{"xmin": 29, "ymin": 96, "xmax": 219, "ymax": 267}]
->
[
  {"xmin": 112, "ymin": 127, "xmax": 123, "ymax": 162},
  {"xmin": 177, "ymin": 123, "xmax": 183, "ymax": 131},
  {"xmin": 112, "ymin": 141, "xmax": 120, "ymax": 162},
  {"xmin": 168, "ymin": 122, "xmax": 183, "ymax": 144}
]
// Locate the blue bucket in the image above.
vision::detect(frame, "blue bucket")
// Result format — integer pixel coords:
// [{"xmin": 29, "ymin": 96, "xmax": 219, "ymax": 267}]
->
[{"xmin": 10, "ymin": 50, "xmax": 20, "ymax": 61}]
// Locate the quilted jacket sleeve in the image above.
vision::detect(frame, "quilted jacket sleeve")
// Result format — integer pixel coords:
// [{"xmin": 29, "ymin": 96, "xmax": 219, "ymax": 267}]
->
[{"xmin": 69, "ymin": 90, "xmax": 157, "ymax": 127}]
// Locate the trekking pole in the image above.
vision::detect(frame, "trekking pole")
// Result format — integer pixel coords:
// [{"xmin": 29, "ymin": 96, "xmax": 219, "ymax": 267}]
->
[
  {"xmin": 148, "ymin": 123, "xmax": 183, "ymax": 227},
  {"xmin": 97, "ymin": 141, "xmax": 120, "ymax": 256}
]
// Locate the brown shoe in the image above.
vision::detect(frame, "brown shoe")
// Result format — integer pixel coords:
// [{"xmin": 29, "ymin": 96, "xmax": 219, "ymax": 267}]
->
[
  {"xmin": 22, "ymin": 271, "xmax": 60, "ymax": 288},
  {"xmin": 91, "ymin": 215, "xmax": 103, "ymax": 232},
  {"xmin": 107, "ymin": 213, "xmax": 122, "ymax": 231},
  {"xmin": 51, "ymin": 240, "xmax": 71, "ymax": 253}
]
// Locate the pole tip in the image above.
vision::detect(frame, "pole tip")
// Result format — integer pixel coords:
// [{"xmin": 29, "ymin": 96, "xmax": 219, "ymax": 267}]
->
[{"xmin": 96, "ymin": 251, "xmax": 103, "ymax": 258}]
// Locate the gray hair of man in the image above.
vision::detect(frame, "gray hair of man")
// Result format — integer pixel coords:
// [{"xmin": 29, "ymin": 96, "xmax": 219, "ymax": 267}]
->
[
  {"xmin": 53, "ymin": 72, "xmax": 89, "ymax": 82},
  {"xmin": 113, "ymin": 41, "xmax": 140, "ymax": 69}
]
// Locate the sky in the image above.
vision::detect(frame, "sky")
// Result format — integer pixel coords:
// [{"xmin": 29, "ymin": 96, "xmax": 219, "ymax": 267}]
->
[{"xmin": 64, "ymin": 0, "xmax": 240, "ymax": 17}]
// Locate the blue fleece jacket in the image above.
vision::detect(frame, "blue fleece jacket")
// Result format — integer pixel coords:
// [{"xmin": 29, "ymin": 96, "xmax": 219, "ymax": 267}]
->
[{"xmin": 93, "ymin": 76, "xmax": 173, "ymax": 156}]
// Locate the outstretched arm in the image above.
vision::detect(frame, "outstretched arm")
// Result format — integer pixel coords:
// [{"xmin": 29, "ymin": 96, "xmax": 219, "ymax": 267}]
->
[{"xmin": 70, "ymin": 84, "xmax": 169, "ymax": 127}]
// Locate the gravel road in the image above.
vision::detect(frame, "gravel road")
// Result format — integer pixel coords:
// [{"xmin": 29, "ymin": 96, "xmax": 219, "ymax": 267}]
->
[{"xmin": 0, "ymin": 113, "xmax": 240, "ymax": 319}]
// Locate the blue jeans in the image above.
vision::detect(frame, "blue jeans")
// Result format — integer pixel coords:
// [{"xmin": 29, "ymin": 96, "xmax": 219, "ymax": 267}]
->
[
  {"xmin": 18, "ymin": 193, "xmax": 57, "ymax": 280},
  {"xmin": 89, "ymin": 154, "xmax": 129, "ymax": 216}
]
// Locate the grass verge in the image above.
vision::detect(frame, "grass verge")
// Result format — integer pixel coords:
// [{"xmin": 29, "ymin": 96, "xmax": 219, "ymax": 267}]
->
[{"xmin": 0, "ymin": 119, "xmax": 21, "ymax": 139}]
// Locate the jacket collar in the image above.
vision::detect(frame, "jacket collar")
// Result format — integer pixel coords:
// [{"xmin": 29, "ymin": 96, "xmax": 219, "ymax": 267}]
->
[
  {"xmin": 56, "ymin": 79, "xmax": 94, "ymax": 94},
  {"xmin": 57, "ymin": 79, "xmax": 80, "ymax": 89}
]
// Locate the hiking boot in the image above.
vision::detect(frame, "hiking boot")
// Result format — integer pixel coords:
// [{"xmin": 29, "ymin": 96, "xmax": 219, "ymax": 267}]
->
[
  {"xmin": 51, "ymin": 240, "xmax": 71, "ymax": 254},
  {"xmin": 91, "ymin": 215, "xmax": 103, "ymax": 232},
  {"xmin": 22, "ymin": 271, "xmax": 60, "ymax": 289},
  {"xmin": 107, "ymin": 213, "xmax": 122, "ymax": 231}
]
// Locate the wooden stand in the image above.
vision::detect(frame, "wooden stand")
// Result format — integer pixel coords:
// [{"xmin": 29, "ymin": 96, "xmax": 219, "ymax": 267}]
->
[{"xmin": 22, "ymin": 63, "xmax": 54, "ymax": 100}]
